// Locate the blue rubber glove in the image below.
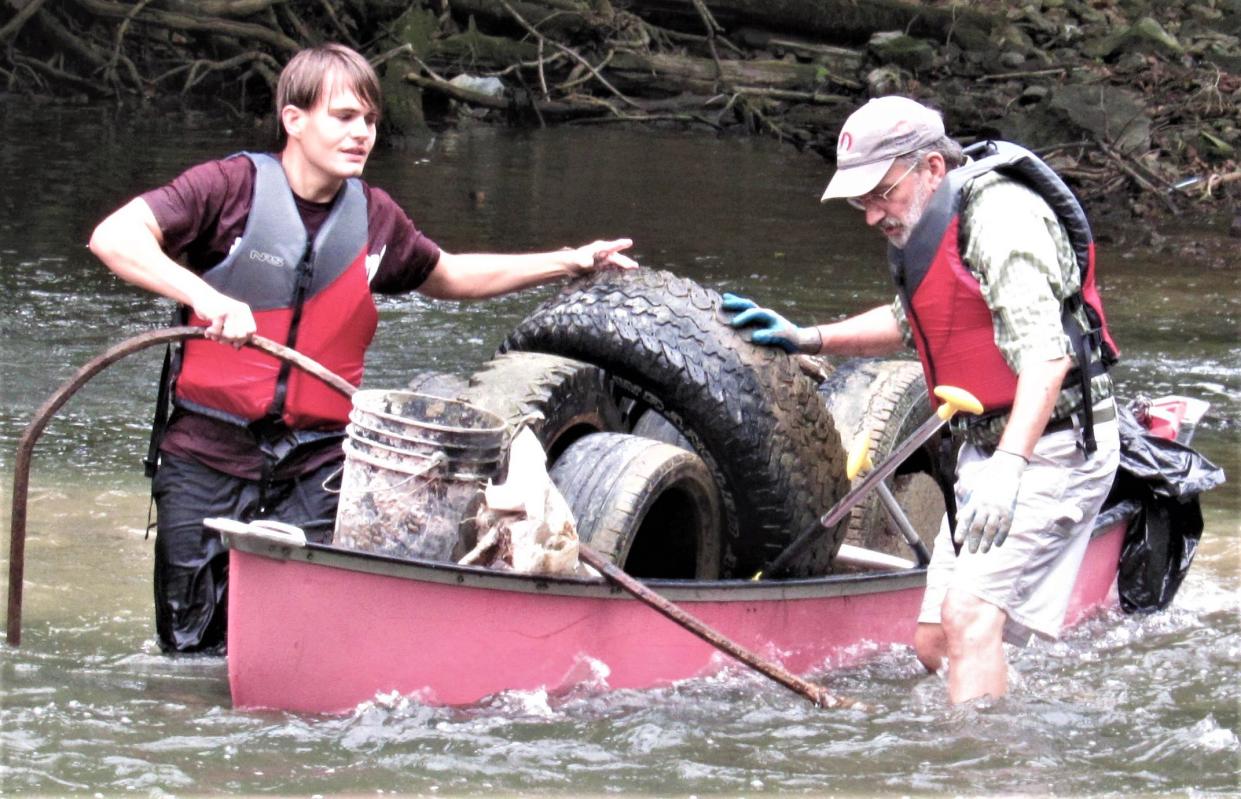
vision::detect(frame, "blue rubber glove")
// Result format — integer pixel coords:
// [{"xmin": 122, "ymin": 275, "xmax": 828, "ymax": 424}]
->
[
  {"xmin": 720, "ymin": 293, "xmax": 758, "ymax": 313},
  {"xmin": 954, "ymin": 449, "xmax": 1027, "ymax": 553},
  {"xmin": 721, "ymin": 293, "xmax": 821, "ymax": 354}
]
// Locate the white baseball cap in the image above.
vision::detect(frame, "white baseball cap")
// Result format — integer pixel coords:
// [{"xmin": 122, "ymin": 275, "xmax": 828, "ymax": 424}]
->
[{"xmin": 820, "ymin": 96, "xmax": 946, "ymax": 202}]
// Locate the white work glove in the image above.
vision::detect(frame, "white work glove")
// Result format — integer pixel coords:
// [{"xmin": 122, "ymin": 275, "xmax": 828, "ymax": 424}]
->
[{"xmin": 954, "ymin": 449, "xmax": 1027, "ymax": 554}]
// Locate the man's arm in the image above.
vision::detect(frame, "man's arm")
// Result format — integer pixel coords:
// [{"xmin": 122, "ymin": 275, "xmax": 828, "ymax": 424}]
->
[
  {"xmin": 89, "ymin": 198, "xmax": 255, "ymax": 343},
  {"xmin": 998, "ymin": 355, "xmax": 1073, "ymax": 458},
  {"xmin": 815, "ymin": 304, "xmax": 907, "ymax": 357},
  {"xmin": 416, "ymin": 239, "xmax": 637, "ymax": 300},
  {"xmin": 726, "ymin": 299, "xmax": 907, "ymax": 356}
]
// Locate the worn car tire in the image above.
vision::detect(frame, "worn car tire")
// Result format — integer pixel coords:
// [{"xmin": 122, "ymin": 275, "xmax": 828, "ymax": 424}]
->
[
  {"xmin": 500, "ymin": 269, "xmax": 848, "ymax": 577},
  {"xmin": 818, "ymin": 358, "xmax": 951, "ymax": 558},
  {"xmin": 549, "ymin": 433, "xmax": 722, "ymax": 579},
  {"xmin": 456, "ymin": 351, "xmax": 626, "ymax": 465}
]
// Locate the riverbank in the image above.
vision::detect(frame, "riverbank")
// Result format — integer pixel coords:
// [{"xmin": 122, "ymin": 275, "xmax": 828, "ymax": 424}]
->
[
  {"xmin": 4, "ymin": 0, "xmax": 1236, "ymax": 233},
  {"xmin": 386, "ymin": 0, "xmax": 1238, "ymax": 232}
]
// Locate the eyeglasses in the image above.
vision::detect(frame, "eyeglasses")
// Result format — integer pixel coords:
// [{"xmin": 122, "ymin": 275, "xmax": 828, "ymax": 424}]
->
[{"xmin": 847, "ymin": 159, "xmax": 920, "ymax": 211}]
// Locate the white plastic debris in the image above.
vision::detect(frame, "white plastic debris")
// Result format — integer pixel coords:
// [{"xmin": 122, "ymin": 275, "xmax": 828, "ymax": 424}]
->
[
  {"xmin": 448, "ymin": 74, "xmax": 505, "ymax": 98},
  {"xmin": 457, "ymin": 427, "xmax": 590, "ymax": 576}
]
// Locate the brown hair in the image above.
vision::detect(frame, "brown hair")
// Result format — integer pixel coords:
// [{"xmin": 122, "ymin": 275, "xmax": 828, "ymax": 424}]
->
[{"xmin": 275, "ymin": 43, "xmax": 382, "ymax": 137}]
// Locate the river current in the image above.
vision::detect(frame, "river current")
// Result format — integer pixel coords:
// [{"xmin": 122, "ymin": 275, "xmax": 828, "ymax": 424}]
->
[{"xmin": 1, "ymin": 105, "xmax": 1237, "ymax": 797}]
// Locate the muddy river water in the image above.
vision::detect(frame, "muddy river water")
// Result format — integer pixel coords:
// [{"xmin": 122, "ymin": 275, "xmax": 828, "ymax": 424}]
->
[{"xmin": 1, "ymin": 105, "xmax": 1237, "ymax": 796}]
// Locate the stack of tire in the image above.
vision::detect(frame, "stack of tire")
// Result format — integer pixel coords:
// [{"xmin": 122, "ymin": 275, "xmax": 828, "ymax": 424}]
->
[{"xmin": 412, "ymin": 270, "xmax": 944, "ymax": 579}]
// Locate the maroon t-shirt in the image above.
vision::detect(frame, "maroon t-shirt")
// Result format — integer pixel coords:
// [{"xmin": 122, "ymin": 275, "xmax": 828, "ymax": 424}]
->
[{"xmin": 141, "ymin": 153, "xmax": 442, "ymax": 479}]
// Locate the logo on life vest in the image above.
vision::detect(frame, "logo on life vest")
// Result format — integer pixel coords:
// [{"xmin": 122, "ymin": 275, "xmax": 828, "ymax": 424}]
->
[{"xmin": 249, "ymin": 249, "xmax": 285, "ymax": 267}]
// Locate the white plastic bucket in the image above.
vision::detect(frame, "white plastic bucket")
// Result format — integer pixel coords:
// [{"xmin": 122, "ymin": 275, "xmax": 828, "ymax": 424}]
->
[{"xmin": 333, "ymin": 392, "xmax": 505, "ymax": 561}]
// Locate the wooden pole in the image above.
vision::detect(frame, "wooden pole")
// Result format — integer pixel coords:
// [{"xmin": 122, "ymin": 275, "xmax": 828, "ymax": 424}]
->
[{"xmin": 576, "ymin": 545, "xmax": 866, "ymax": 709}]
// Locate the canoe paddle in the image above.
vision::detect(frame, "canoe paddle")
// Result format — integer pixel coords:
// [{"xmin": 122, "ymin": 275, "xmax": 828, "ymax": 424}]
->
[
  {"xmin": 576, "ymin": 544, "xmax": 865, "ymax": 709},
  {"xmin": 751, "ymin": 385, "xmax": 982, "ymax": 580}
]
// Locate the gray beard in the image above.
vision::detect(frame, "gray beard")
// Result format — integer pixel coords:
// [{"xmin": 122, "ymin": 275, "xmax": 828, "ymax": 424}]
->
[{"xmin": 885, "ymin": 177, "xmax": 934, "ymax": 249}]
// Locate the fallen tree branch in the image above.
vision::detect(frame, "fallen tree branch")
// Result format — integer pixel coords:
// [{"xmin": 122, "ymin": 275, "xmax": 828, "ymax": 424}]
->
[
  {"xmin": 1095, "ymin": 138, "xmax": 1180, "ymax": 215},
  {"xmin": 107, "ymin": 0, "xmax": 155, "ymax": 90},
  {"xmin": 622, "ymin": 0, "xmax": 999, "ymax": 50},
  {"xmin": 162, "ymin": 0, "xmax": 284, "ymax": 16},
  {"xmin": 691, "ymin": 0, "xmax": 727, "ymax": 88},
  {"xmin": 979, "ymin": 67, "xmax": 1069, "ymax": 82},
  {"xmin": 35, "ymin": 6, "xmax": 111, "ymax": 71},
  {"xmin": 0, "ymin": 0, "xmax": 50, "ymax": 44},
  {"xmin": 150, "ymin": 50, "xmax": 281, "ymax": 94},
  {"xmin": 71, "ymin": 0, "xmax": 302, "ymax": 53},
  {"xmin": 497, "ymin": 0, "xmax": 640, "ymax": 109},
  {"xmin": 732, "ymin": 85, "xmax": 849, "ymax": 105},
  {"xmin": 317, "ymin": 0, "xmax": 360, "ymax": 49},
  {"xmin": 403, "ymin": 70, "xmax": 611, "ymax": 121},
  {"xmin": 11, "ymin": 53, "xmax": 111, "ymax": 96},
  {"xmin": 276, "ymin": 1, "xmax": 316, "ymax": 43},
  {"xmin": 1202, "ymin": 171, "xmax": 1241, "ymax": 198}
]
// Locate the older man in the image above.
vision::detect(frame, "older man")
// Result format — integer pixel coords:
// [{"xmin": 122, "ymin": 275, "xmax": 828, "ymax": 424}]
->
[{"xmin": 726, "ymin": 96, "xmax": 1120, "ymax": 703}]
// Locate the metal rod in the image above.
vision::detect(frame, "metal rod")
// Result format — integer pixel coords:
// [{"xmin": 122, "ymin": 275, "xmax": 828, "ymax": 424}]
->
[
  {"xmin": 6, "ymin": 327, "xmax": 355, "ymax": 646},
  {"xmin": 874, "ymin": 482, "xmax": 931, "ymax": 566}
]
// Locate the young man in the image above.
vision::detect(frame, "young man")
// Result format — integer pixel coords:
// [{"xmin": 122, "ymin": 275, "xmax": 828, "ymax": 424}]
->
[
  {"xmin": 89, "ymin": 43, "xmax": 637, "ymax": 654},
  {"xmin": 725, "ymin": 96, "xmax": 1120, "ymax": 704}
]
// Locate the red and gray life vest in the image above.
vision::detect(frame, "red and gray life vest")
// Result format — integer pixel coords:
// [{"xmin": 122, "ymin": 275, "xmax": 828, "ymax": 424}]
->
[
  {"xmin": 174, "ymin": 152, "xmax": 378, "ymax": 432},
  {"xmin": 889, "ymin": 140, "xmax": 1119, "ymax": 449}
]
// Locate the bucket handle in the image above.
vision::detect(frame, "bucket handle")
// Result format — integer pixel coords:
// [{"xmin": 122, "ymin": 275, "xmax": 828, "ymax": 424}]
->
[
  {"xmin": 345, "ymin": 449, "xmax": 449, "ymax": 497},
  {"xmin": 321, "ymin": 464, "xmax": 344, "ymax": 495}
]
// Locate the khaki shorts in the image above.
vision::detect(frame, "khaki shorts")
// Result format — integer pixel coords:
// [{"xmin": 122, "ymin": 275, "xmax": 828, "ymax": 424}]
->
[{"xmin": 918, "ymin": 413, "xmax": 1121, "ymax": 644}]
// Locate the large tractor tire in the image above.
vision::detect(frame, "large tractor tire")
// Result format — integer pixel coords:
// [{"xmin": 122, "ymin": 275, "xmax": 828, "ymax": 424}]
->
[
  {"xmin": 500, "ymin": 269, "xmax": 848, "ymax": 578},
  {"xmin": 456, "ymin": 352, "xmax": 626, "ymax": 465},
  {"xmin": 549, "ymin": 433, "xmax": 723, "ymax": 579},
  {"xmin": 818, "ymin": 358, "xmax": 952, "ymax": 559}
]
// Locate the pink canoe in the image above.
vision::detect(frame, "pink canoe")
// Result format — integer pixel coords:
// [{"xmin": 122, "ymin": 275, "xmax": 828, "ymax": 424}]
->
[{"xmin": 222, "ymin": 511, "xmax": 1130, "ymax": 713}]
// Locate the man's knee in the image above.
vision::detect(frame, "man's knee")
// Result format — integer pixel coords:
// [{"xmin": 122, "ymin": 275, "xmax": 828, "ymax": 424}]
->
[
  {"xmin": 914, "ymin": 622, "xmax": 946, "ymax": 673},
  {"xmin": 941, "ymin": 591, "xmax": 1005, "ymax": 653}
]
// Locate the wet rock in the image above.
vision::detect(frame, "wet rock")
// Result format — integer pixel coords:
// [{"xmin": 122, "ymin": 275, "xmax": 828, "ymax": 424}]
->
[
  {"xmin": 1020, "ymin": 84, "xmax": 1051, "ymax": 105},
  {"xmin": 994, "ymin": 83, "xmax": 1152, "ymax": 154},
  {"xmin": 999, "ymin": 50, "xmax": 1027, "ymax": 69},
  {"xmin": 1196, "ymin": 32, "xmax": 1241, "ymax": 73},
  {"xmin": 1052, "ymin": 84, "xmax": 1152, "ymax": 151},
  {"xmin": 868, "ymin": 32, "xmax": 937, "ymax": 73},
  {"xmin": 865, "ymin": 64, "xmax": 911, "ymax": 97},
  {"xmin": 1017, "ymin": 4, "xmax": 1060, "ymax": 38},
  {"xmin": 1063, "ymin": 0, "xmax": 1108, "ymax": 26},
  {"xmin": 1188, "ymin": 2, "xmax": 1226, "ymax": 23}
]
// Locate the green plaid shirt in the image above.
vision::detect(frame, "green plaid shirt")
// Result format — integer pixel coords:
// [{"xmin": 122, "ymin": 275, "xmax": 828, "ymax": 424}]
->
[{"xmin": 892, "ymin": 170, "xmax": 1113, "ymax": 445}]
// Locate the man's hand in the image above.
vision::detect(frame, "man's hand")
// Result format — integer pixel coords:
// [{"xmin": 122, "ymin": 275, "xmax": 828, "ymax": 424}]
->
[
  {"xmin": 568, "ymin": 238, "xmax": 639, "ymax": 275},
  {"xmin": 954, "ymin": 449, "xmax": 1027, "ymax": 553},
  {"xmin": 193, "ymin": 290, "xmax": 256, "ymax": 346},
  {"xmin": 721, "ymin": 293, "xmax": 822, "ymax": 354}
]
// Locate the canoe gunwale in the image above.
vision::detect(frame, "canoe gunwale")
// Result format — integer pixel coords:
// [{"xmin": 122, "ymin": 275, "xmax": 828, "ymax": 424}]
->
[
  {"xmin": 221, "ymin": 530, "xmax": 928, "ymax": 601},
  {"xmin": 220, "ymin": 501, "xmax": 1131, "ymax": 604}
]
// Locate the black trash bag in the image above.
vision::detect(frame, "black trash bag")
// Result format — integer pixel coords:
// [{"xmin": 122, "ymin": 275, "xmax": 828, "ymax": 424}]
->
[{"xmin": 1111, "ymin": 405, "xmax": 1226, "ymax": 613}]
